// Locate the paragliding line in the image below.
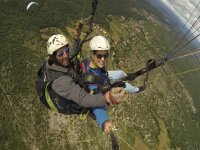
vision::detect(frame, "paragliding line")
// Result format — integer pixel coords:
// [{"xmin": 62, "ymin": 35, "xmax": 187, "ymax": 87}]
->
[{"xmin": 177, "ymin": 0, "xmax": 200, "ymax": 35}]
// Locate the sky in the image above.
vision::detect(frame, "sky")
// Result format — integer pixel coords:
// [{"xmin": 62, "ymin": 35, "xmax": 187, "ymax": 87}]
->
[
  {"xmin": 160, "ymin": 0, "xmax": 200, "ymax": 26},
  {"xmin": 160, "ymin": 0, "xmax": 200, "ymax": 42}
]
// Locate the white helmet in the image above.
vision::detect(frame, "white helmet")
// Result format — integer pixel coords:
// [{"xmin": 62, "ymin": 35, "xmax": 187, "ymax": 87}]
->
[
  {"xmin": 47, "ymin": 34, "xmax": 69, "ymax": 55},
  {"xmin": 90, "ymin": 36, "xmax": 110, "ymax": 51}
]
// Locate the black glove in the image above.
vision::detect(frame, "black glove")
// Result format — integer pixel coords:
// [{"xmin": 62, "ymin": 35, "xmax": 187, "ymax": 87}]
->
[{"xmin": 100, "ymin": 80, "xmax": 126, "ymax": 93}]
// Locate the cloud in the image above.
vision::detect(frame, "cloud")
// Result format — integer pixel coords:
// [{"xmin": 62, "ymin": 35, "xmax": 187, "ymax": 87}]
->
[
  {"xmin": 160, "ymin": 0, "xmax": 200, "ymax": 24},
  {"xmin": 160, "ymin": 0, "xmax": 200, "ymax": 42}
]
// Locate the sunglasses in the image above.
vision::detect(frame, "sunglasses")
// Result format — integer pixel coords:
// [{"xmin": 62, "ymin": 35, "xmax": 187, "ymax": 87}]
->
[
  {"xmin": 56, "ymin": 47, "xmax": 69, "ymax": 57},
  {"xmin": 95, "ymin": 53, "xmax": 109, "ymax": 59}
]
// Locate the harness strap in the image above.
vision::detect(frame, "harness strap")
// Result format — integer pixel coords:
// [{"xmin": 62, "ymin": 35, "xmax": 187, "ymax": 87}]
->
[
  {"xmin": 80, "ymin": 0, "xmax": 99, "ymax": 47},
  {"xmin": 143, "ymin": 59, "xmax": 155, "ymax": 86},
  {"xmin": 45, "ymin": 82, "xmax": 58, "ymax": 112},
  {"xmin": 123, "ymin": 58, "xmax": 165, "ymax": 82},
  {"xmin": 110, "ymin": 130, "xmax": 119, "ymax": 150}
]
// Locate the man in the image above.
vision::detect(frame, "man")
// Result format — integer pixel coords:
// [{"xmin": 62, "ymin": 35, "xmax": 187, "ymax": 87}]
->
[{"xmin": 35, "ymin": 22, "xmax": 128, "ymax": 120}]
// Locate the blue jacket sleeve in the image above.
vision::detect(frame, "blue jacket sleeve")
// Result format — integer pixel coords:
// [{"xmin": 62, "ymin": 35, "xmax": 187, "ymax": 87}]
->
[
  {"xmin": 87, "ymin": 85, "xmax": 109, "ymax": 128},
  {"xmin": 93, "ymin": 107, "xmax": 109, "ymax": 128}
]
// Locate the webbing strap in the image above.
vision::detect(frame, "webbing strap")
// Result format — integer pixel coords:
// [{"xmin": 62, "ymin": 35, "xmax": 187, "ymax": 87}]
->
[
  {"xmin": 45, "ymin": 83, "xmax": 58, "ymax": 112},
  {"xmin": 80, "ymin": 0, "xmax": 98, "ymax": 47},
  {"xmin": 110, "ymin": 130, "xmax": 119, "ymax": 150}
]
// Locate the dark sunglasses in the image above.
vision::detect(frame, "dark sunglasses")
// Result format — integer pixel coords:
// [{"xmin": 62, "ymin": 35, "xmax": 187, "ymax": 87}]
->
[
  {"xmin": 56, "ymin": 47, "xmax": 69, "ymax": 57},
  {"xmin": 95, "ymin": 53, "xmax": 109, "ymax": 59}
]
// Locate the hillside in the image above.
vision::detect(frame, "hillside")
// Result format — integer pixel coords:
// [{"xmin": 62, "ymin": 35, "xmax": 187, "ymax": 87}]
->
[{"xmin": 1, "ymin": 0, "xmax": 200, "ymax": 150}]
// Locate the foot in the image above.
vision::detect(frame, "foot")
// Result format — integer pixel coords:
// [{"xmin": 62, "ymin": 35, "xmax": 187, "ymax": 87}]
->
[{"xmin": 136, "ymin": 85, "xmax": 146, "ymax": 93}]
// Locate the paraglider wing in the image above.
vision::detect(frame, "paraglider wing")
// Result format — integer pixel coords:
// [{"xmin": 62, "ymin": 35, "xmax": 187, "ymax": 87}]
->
[{"xmin": 26, "ymin": 2, "xmax": 38, "ymax": 10}]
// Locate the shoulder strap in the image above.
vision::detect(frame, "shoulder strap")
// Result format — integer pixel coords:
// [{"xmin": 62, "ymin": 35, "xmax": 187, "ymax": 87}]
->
[
  {"xmin": 37, "ymin": 62, "xmax": 46, "ymax": 78},
  {"xmin": 80, "ymin": 58, "xmax": 90, "ymax": 73}
]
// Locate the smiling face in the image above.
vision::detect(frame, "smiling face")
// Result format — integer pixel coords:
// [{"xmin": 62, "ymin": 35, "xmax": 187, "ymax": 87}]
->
[
  {"xmin": 55, "ymin": 46, "xmax": 69, "ymax": 67},
  {"xmin": 91, "ymin": 50, "xmax": 109, "ymax": 68}
]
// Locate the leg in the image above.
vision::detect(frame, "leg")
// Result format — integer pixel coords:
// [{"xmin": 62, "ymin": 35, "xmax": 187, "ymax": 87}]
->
[{"xmin": 108, "ymin": 70, "xmax": 139, "ymax": 93}]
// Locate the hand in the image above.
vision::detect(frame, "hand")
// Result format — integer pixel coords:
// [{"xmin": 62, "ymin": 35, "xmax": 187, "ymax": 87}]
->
[
  {"xmin": 105, "ymin": 87, "xmax": 128, "ymax": 105},
  {"xmin": 75, "ymin": 20, "xmax": 83, "ymax": 36},
  {"xmin": 102, "ymin": 120, "xmax": 114, "ymax": 134}
]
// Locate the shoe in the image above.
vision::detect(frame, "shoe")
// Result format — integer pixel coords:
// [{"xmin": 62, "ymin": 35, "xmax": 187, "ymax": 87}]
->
[{"xmin": 136, "ymin": 85, "xmax": 146, "ymax": 93}]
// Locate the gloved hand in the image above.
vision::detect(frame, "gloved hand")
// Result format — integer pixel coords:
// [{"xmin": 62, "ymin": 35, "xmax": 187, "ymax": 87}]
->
[
  {"xmin": 75, "ymin": 20, "xmax": 84, "ymax": 36},
  {"xmin": 102, "ymin": 120, "xmax": 115, "ymax": 134},
  {"xmin": 105, "ymin": 87, "xmax": 128, "ymax": 105}
]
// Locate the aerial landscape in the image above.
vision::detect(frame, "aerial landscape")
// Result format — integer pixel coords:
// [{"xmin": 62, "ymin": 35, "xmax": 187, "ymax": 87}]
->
[{"xmin": 0, "ymin": 0, "xmax": 200, "ymax": 149}]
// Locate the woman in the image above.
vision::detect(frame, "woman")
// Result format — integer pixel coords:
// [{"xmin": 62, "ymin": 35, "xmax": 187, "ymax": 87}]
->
[
  {"xmin": 84, "ymin": 36, "xmax": 142, "ymax": 133},
  {"xmin": 84, "ymin": 36, "xmax": 113, "ymax": 133}
]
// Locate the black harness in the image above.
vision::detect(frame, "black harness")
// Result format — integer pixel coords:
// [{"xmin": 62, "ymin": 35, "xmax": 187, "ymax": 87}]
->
[{"xmin": 35, "ymin": 62, "xmax": 89, "ymax": 115}]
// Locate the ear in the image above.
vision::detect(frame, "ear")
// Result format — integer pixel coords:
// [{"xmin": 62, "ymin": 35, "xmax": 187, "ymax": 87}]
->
[{"xmin": 91, "ymin": 51, "xmax": 95, "ymax": 60}]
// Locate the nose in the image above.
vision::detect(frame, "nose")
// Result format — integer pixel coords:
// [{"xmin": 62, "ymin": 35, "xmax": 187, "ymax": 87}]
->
[
  {"xmin": 63, "ymin": 51, "xmax": 69, "ymax": 58},
  {"xmin": 100, "ymin": 57, "xmax": 105, "ymax": 61}
]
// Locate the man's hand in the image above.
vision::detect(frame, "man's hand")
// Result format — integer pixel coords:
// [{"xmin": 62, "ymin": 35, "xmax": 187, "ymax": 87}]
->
[
  {"xmin": 75, "ymin": 20, "xmax": 83, "ymax": 36},
  {"xmin": 104, "ymin": 87, "xmax": 128, "ymax": 105}
]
